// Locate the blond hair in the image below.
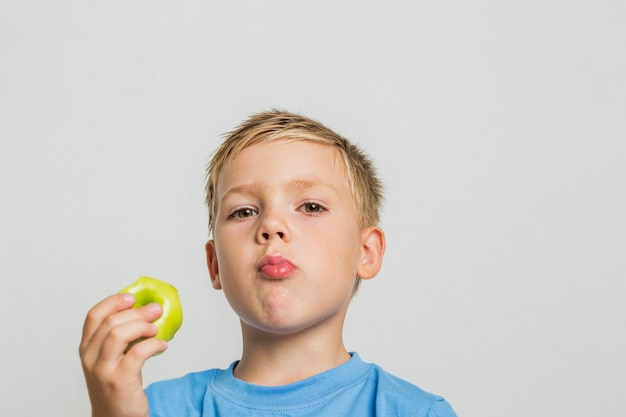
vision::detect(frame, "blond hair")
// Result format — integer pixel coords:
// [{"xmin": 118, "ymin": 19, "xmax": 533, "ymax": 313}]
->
[{"xmin": 205, "ymin": 110, "xmax": 383, "ymax": 234}]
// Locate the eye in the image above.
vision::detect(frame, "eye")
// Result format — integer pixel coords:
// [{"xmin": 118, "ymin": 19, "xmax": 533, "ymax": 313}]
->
[
  {"xmin": 229, "ymin": 207, "xmax": 258, "ymax": 219},
  {"xmin": 300, "ymin": 202, "xmax": 326, "ymax": 214}
]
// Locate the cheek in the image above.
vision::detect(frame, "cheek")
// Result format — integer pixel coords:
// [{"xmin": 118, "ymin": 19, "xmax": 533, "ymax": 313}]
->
[
  {"xmin": 214, "ymin": 252, "xmax": 249, "ymax": 309},
  {"xmin": 316, "ymin": 231, "xmax": 362, "ymax": 275},
  {"xmin": 215, "ymin": 246, "xmax": 243, "ymax": 281},
  {"xmin": 211, "ymin": 239, "xmax": 237, "ymax": 284}
]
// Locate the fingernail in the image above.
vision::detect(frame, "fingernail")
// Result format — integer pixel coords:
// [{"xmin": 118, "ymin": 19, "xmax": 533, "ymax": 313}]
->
[
  {"xmin": 122, "ymin": 293, "xmax": 135, "ymax": 303},
  {"xmin": 147, "ymin": 302, "xmax": 162, "ymax": 312}
]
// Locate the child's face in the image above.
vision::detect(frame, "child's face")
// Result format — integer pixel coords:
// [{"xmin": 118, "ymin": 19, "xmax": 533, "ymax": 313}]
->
[{"xmin": 206, "ymin": 140, "xmax": 378, "ymax": 335}]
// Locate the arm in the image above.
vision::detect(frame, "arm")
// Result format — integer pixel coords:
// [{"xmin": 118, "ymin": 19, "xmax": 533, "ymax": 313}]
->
[{"xmin": 79, "ymin": 293, "xmax": 168, "ymax": 417}]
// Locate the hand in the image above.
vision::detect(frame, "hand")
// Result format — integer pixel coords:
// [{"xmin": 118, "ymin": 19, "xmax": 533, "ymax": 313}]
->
[{"xmin": 79, "ymin": 293, "xmax": 168, "ymax": 417}]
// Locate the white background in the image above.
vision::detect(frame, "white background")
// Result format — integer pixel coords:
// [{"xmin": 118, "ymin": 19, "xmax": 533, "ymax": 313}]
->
[{"xmin": 1, "ymin": 1, "xmax": 624, "ymax": 416}]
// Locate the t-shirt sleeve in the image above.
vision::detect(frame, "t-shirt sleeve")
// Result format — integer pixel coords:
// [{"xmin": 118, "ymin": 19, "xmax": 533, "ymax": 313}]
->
[
  {"xmin": 144, "ymin": 371, "xmax": 212, "ymax": 417},
  {"xmin": 427, "ymin": 398, "xmax": 458, "ymax": 417}
]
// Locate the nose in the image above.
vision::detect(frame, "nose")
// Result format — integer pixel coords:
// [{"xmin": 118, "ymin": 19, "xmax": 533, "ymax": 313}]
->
[
  {"xmin": 256, "ymin": 209, "xmax": 290, "ymax": 243},
  {"xmin": 261, "ymin": 231, "xmax": 284, "ymax": 240}
]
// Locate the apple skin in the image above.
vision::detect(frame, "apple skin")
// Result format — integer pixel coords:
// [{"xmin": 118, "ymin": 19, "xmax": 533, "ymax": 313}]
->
[{"xmin": 119, "ymin": 276, "xmax": 183, "ymax": 342}]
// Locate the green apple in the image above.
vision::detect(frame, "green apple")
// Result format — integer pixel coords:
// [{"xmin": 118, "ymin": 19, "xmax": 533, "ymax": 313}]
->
[{"xmin": 119, "ymin": 276, "xmax": 183, "ymax": 342}]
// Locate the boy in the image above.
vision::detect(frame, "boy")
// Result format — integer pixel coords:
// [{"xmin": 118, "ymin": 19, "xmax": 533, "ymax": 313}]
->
[{"xmin": 79, "ymin": 110, "xmax": 458, "ymax": 416}]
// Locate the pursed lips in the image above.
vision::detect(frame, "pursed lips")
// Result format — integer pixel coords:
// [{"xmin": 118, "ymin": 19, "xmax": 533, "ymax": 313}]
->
[{"xmin": 257, "ymin": 254, "xmax": 296, "ymax": 279}]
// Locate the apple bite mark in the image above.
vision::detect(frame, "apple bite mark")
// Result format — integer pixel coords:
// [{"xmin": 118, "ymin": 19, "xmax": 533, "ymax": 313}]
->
[{"xmin": 118, "ymin": 276, "xmax": 183, "ymax": 342}]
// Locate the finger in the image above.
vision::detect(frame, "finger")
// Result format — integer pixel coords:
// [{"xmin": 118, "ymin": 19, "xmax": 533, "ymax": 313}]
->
[
  {"xmin": 81, "ymin": 302, "xmax": 163, "ymax": 372},
  {"xmin": 80, "ymin": 293, "xmax": 136, "ymax": 353},
  {"xmin": 95, "ymin": 318, "xmax": 160, "ymax": 368},
  {"xmin": 120, "ymin": 337, "xmax": 169, "ymax": 375}
]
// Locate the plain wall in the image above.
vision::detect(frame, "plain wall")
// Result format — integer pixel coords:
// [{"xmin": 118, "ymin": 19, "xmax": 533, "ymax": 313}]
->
[{"xmin": 1, "ymin": 1, "xmax": 624, "ymax": 416}]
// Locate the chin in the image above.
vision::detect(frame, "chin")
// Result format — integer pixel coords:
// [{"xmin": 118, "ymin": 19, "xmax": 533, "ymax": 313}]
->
[{"xmin": 241, "ymin": 314, "xmax": 315, "ymax": 337}]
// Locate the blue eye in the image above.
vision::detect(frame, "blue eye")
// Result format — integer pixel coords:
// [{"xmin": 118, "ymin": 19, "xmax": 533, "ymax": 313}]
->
[{"xmin": 229, "ymin": 207, "xmax": 258, "ymax": 219}]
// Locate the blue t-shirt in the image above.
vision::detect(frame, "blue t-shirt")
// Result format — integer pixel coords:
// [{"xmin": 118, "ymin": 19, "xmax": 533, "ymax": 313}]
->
[{"xmin": 145, "ymin": 353, "xmax": 457, "ymax": 416}]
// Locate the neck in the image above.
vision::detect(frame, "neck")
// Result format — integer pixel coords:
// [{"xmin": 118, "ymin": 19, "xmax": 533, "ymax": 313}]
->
[{"xmin": 233, "ymin": 320, "xmax": 351, "ymax": 386}]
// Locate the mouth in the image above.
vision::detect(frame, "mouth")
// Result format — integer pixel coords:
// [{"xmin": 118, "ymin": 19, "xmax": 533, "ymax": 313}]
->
[{"xmin": 257, "ymin": 254, "xmax": 296, "ymax": 279}]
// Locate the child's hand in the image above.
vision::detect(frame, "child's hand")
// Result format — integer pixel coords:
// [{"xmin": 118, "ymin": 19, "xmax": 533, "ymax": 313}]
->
[{"xmin": 79, "ymin": 293, "xmax": 167, "ymax": 417}]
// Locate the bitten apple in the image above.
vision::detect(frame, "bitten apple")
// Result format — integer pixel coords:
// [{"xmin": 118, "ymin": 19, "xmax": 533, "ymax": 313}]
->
[{"xmin": 119, "ymin": 276, "xmax": 183, "ymax": 342}]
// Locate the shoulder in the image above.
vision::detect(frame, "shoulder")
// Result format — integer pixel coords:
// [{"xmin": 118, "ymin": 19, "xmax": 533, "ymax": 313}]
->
[
  {"xmin": 144, "ymin": 368, "xmax": 219, "ymax": 417},
  {"xmin": 146, "ymin": 368, "xmax": 217, "ymax": 394},
  {"xmin": 364, "ymin": 359, "xmax": 458, "ymax": 417}
]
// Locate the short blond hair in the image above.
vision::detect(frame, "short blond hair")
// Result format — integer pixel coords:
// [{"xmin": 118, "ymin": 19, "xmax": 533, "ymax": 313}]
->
[{"xmin": 205, "ymin": 110, "xmax": 383, "ymax": 233}]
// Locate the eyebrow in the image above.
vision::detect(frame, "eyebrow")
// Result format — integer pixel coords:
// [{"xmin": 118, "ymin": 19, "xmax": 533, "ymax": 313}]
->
[
  {"xmin": 286, "ymin": 178, "xmax": 341, "ymax": 195},
  {"xmin": 221, "ymin": 178, "xmax": 341, "ymax": 201},
  {"xmin": 220, "ymin": 183, "xmax": 264, "ymax": 200}
]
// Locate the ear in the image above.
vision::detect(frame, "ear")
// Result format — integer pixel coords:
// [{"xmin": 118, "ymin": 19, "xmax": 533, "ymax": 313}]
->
[
  {"xmin": 205, "ymin": 240, "xmax": 222, "ymax": 290},
  {"xmin": 357, "ymin": 226, "xmax": 386, "ymax": 280}
]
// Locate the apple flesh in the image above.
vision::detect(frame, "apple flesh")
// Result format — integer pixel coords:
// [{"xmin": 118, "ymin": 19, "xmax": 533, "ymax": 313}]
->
[{"xmin": 119, "ymin": 276, "xmax": 183, "ymax": 342}]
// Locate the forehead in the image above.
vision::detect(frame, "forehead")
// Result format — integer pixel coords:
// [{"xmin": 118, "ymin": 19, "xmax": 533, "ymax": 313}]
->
[{"xmin": 216, "ymin": 139, "xmax": 349, "ymax": 196}]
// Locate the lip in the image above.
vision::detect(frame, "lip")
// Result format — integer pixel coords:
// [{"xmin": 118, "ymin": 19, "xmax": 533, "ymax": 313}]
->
[{"xmin": 257, "ymin": 254, "xmax": 296, "ymax": 279}]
